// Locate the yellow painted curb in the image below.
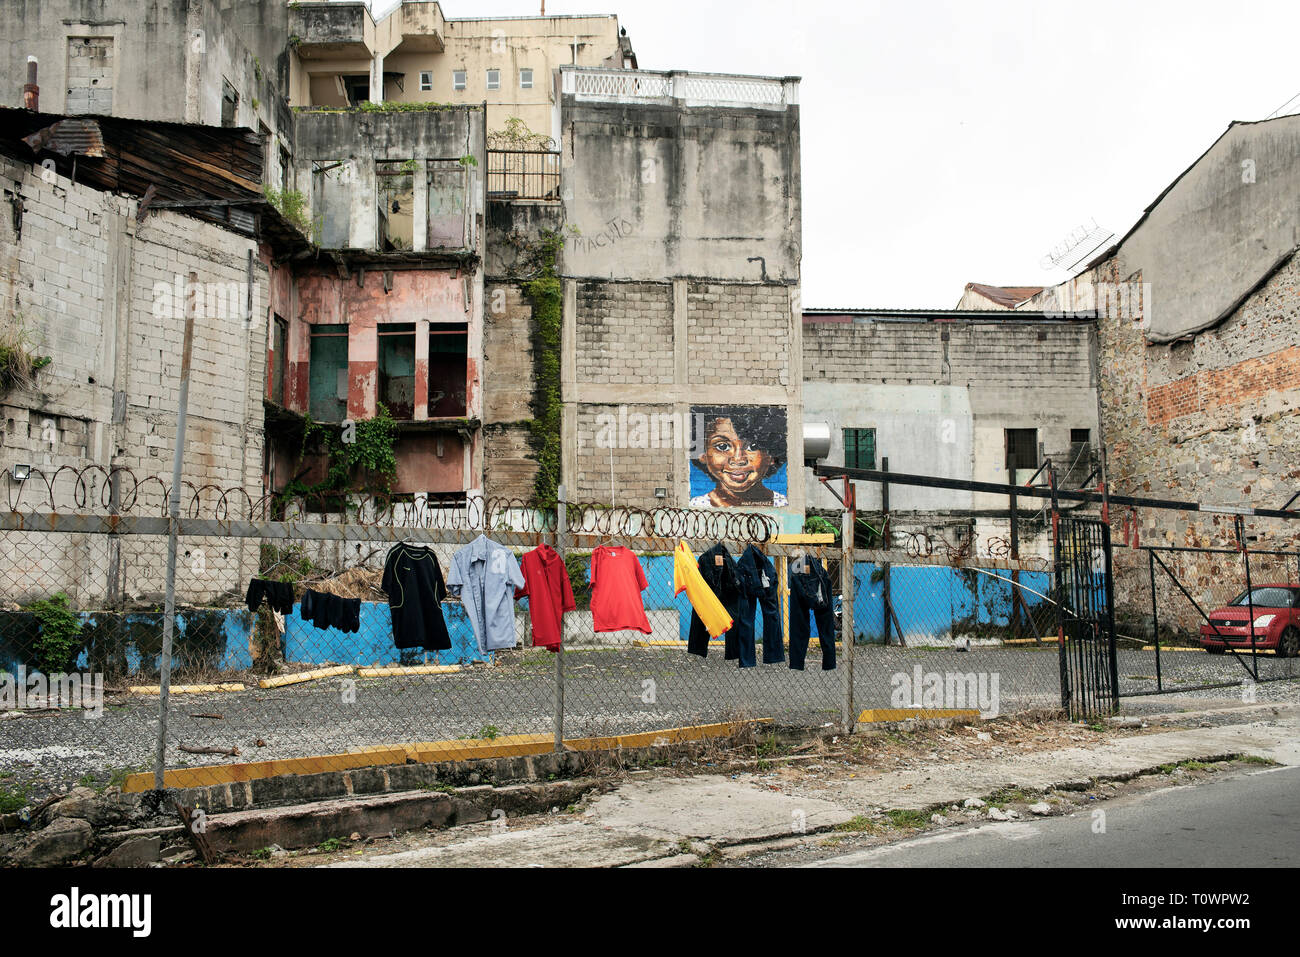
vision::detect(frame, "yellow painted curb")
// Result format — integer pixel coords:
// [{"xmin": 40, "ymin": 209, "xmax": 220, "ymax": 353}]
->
[
  {"xmin": 858, "ymin": 708, "xmax": 981, "ymax": 723},
  {"xmin": 122, "ymin": 746, "xmax": 411, "ymax": 792},
  {"xmin": 633, "ymin": 640, "xmax": 723, "ymax": 647},
  {"xmin": 1161, "ymin": 645, "xmax": 1276, "ymax": 655},
  {"xmin": 258, "ymin": 665, "xmax": 355, "ymax": 689},
  {"xmin": 128, "ymin": 683, "xmax": 245, "ymax": 694},
  {"xmin": 121, "ymin": 720, "xmax": 768, "ymax": 793},
  {"xmin": 1002, "ymin": 637, "xmax": 1062, "ymax": 645},
  {"xmin": 357, "ymin": 664, "xmax": 463, "ymax": 677}
]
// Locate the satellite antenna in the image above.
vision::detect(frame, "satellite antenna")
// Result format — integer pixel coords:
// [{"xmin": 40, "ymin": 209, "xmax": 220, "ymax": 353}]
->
[{"xmin": 1039, "ymin": 218, "xmax": 1115, "ymax": 272}]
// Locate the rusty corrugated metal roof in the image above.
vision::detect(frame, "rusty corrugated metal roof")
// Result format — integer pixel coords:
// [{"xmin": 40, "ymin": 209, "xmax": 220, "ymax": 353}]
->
[{"xmin": 21, "ymin": 118, "xmax": 104, "ymax": 157}]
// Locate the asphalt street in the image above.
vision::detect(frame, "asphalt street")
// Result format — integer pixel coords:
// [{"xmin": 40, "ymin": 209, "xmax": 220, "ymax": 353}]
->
[{"xmin": 805, "ymin": 764, "xmax": 1300, "ymax": 867}]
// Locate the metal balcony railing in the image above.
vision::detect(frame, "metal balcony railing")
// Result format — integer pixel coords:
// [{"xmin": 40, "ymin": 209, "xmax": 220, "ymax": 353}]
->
[{"xmin": 487, "ymin": 149, "xmax": 561, "ymax": 201}]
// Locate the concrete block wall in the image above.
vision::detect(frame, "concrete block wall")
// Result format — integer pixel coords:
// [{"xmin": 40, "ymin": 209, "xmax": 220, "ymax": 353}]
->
[
  {"xmin": 0, "ymin": 153, "xmax": 266, "ymax": 606},
  {"xmin": 576, "ymin": 281, "xmax": 673, "ymax": 385},
  {"xmin": 564, "ymin": 278, "xmax": 802, "ymax": 516},
  {"xmin": 801, "ymin": 316, "xmax": 1099, "ymax": 521},
  {"xmin": 686, "ymin": 282, "xmax": 789, "ymax": 387}
]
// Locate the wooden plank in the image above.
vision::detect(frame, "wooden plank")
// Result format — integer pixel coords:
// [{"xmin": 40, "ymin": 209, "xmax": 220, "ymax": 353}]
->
[
  {"xmin": 258, "ymin": 665, "xmax": 355, "ymax": 689},
  {"xmin": 129, "ymin": 683, "xmax": 245, "ymax": 694}
]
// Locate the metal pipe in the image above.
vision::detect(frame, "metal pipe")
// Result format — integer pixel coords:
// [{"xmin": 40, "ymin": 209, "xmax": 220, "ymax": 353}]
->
[
  {"xmin": 840, "ymin": 477, "xmax": 855, "ymax": 734},
  {"xmin": 154, "ymin": 271, "xmax": 197, "ymax": 791},
  {"xmin": 553, "ymin": 484, "xmax": 567, "ymax": 752},
  {"xmin": 813, "ymin": 464, "xmax": 1300, "ymax": 521},
  {"xmin": 23, "ymin": 56, "xmax": 37, "ymax": 111}
]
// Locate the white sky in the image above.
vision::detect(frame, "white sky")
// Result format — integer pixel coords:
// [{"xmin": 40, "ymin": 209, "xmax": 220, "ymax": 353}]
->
[{"xmin": 376, "ymin": 0, "xmax": 1300, "ymax": 308}]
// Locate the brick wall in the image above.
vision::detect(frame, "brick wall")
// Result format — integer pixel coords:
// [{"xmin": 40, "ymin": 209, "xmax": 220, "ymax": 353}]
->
[
  {"xmin": 1084, "ymin": 252, "xmax": 1300, "ymax": 628},
  {"xmin": 574, "ymin": 403, "xmax": 675, "ymax": 503}
]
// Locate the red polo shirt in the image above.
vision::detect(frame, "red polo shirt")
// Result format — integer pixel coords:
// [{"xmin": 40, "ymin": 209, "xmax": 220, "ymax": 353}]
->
[{"xmin": 516, "ymin": 544, "xmax": 576, "ymax": 650}]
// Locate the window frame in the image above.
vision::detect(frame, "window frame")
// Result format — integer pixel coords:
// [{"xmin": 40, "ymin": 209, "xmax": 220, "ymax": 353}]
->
[
  {"xmin": 419, "ymin": 70, "xmax": 433, "ymax": 91},
  {"xmin": 519, "ymin": 68, "xmax": 534, "ymax": 89},
  {"xmin": 485, "ymin": 68, "xmax": 501, "ymax": 91},
  {"xmin": 843, "ymin": 427, "xmax": 877, "ymax": 472},
  {"xmin": 452, "ymin": 69, "xmax": 467, "ymax": 91},
  {"xmin": 1005, "ymin": 428, "xmax": 1039, "ymax": 474}
]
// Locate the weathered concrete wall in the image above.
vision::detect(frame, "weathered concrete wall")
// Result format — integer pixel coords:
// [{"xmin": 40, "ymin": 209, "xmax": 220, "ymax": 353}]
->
[
  {"xmin": 0, "ymin": 0, "xmax": 292, "ymax": 144},
  {"xmin": 1103, "ymin": 115, "xmax": 1300, "ymax": 344},
  {"xmin": 1033, "ymin": 252, "xmax": 1300, "ymax": 626},
  {"xmin": 564, "ymin": 278, "xmax": 803, "ymax": 517},
  {"xmin": 0, "ymin": 153, "xmax": 266, "ymax": 603},
  {"xmin": 559, "ymin": 83, "xmax": 800, "ymax": 284},
  {"xmin": 292, "ymin": 106, "xmax": 484, "ymax": 252},
  {"xmin": 555, "ymin": 75, "xmax": 802, "ymax": 522}
]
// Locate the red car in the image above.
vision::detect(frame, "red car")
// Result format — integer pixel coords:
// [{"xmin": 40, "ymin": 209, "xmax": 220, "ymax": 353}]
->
[{"xmin": 1199, "ymin": 584, "xmax": 1300, "ymax": 657}]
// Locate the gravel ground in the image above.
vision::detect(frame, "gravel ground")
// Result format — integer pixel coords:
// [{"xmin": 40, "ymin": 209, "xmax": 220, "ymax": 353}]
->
[{"xmin": 1, "ymin": 643, "xmax": 1295, "ymax": 804}]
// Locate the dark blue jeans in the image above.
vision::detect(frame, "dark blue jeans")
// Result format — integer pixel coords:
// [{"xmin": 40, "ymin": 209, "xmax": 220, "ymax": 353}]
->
[{"xmin": 788, "ymin": 560, "xmax": 836, "ymax": 671}]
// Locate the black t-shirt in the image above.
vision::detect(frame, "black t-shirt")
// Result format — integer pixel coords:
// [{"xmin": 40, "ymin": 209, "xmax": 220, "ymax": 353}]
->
[{"xmin": 381, "ymin": 543, "xmax": 452, "ymax": 650}]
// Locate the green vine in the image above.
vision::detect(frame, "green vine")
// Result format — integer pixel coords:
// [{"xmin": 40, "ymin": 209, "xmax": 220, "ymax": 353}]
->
[
  {"xmin": 25, "ymin": 592, "xmax": 84, "ymax": 674},
  {"xmin": 523, "ymin": 230, "xmax": 565, "ymax": 509},
  {"xmin": 277, "ymin": 405, "xmax": 399, "ymax": 510}
]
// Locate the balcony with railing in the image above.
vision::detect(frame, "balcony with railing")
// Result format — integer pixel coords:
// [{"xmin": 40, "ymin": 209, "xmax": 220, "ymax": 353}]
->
[
  {"xmin": 487, "ymin": 149, "xmax": 561, "ymax": 202},
  {"xmin": 559, "ymin": 67, "xmax": 798, "ymax": 110}
]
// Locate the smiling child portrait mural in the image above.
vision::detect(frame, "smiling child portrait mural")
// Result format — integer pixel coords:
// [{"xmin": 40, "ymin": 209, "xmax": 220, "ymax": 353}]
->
[{"xmin": 688, "ymin": 405, "xmax": 788, "ymax": 508}]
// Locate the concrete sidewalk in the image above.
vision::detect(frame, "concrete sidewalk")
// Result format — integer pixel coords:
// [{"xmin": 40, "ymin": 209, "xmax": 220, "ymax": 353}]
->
[{"xmin": 320, "ymin": 702, "xmax": 1300, "ymax": 868}]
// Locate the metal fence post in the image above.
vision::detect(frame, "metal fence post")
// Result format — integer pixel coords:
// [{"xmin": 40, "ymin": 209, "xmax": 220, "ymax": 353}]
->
[
  {"xmin": 1243, "ymin": 543, "xmax": 1258, "ymax": 681},
  {"xmin": 553, "ymin": 484, "xmax": 567, "ymax": 752},
  {"xmin": 841, "ymin": 478, "xmax": 856, "ymax": 734},
  {"xmin": 1148, "ymin": 548, "xmax": 1162, "ymax": 693},
  {"xmin": 154, "ymin": 271, "xmax": 197, "ymax": 791}
]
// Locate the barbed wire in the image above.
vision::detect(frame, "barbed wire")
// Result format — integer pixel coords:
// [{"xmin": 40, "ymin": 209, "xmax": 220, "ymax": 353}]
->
[{"xmin": 1, "ymin": 465, "xmax": 782, "ymax": 543}]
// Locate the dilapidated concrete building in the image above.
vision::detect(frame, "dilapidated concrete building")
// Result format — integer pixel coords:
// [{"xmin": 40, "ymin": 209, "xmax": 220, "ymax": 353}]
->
[{"xmin": 800, "ymin": 308, "xmax": 1100, "ymax": 557}]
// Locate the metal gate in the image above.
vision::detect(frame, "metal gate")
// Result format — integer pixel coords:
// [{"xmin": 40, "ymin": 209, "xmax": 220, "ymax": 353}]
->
[{"xmin": 1055, "ymin": 517, "xmax": 1119, "ymax": 720}]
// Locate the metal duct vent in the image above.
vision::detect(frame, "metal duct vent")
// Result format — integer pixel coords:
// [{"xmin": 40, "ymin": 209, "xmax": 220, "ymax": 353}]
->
[{"xmin": 803, "ymin": 421, "xmax": 831, "ymax": 462}]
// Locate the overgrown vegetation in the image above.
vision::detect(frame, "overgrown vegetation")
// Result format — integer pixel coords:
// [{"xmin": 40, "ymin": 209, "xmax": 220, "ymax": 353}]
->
[
  {"xmin": 262, "ymin": 184, "xmax": 318, "ymax": 241},
  {"xmin": 0, "ymin": 314, "xmax": 52, "ymax": 394},
  {"xmin": 24, "ymin": 592, "xmax": 84, "ymax": 674},
  {"xmin": 523, "ymin": 231, "xmax": 564, "ymax": 509},
  {"xmin": 487, "ymin": 116, "xmax": 555, "ymax": 151},
  {"xmin": 277, "ymin": 405, "xmax": 400, "ymax": 510}
]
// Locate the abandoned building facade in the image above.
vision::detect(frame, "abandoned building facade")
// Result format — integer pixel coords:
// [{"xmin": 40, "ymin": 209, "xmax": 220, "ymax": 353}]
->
[{"xmin": 1, "ymin": 0, "xmax": 1298, "ymax": 595}]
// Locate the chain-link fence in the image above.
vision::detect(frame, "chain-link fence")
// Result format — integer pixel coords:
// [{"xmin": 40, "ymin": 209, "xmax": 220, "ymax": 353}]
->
[
  {"xmin": 0, "ymin": 483, "xmax": 1073, "ymax": 801},
  {"xmin": 1110, "ymin": 545, "xmax": 1300, "ymax": 698}
]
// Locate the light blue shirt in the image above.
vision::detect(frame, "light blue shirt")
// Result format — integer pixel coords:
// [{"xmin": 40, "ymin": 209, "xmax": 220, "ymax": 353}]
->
[{"xmin": 446, "ymin": 534, "xmax": 525, "ymax": 654}]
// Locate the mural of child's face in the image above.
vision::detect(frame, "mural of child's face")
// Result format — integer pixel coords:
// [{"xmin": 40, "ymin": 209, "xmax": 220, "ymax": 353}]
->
[{"xmin": 701, "ymin": 418, "xmax": 771, "ymax": 499}]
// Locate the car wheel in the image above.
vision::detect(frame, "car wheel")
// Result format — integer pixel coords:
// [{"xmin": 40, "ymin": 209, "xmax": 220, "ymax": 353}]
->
[
  {"xmin": 1206, "ymin": 645, "xmax": 1225, "ymax": 655},
  {"xmin": 1279, "ymin": 627, "xmax": 1300, "ymax": 658}
]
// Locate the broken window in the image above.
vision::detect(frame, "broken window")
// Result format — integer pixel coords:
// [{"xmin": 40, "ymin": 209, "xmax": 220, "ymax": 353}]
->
[
  {"xmin": 427, "ymin": 161, "xmax": 467, "ymax": 249},
  {"xmin": 279, "ymin": 144, "xmax": 291, "ymax": 194},
  {"xmin": 308, "ymin": 324, "xmax": 348, "ymax": 423},
  {"xmin": 378, "ymin": 323, "xmax": 416, "ymax": 420},
  {"xmin": 428, "ymin": 324, "xmax": 468, "ymax": 417},
  {"xmin": 1005, "ymin": 428, "xmax": 1039, "ymax": 477},
  {"xmin": 271, "ymin": 315, "xmax": 288, "ymax": 407},
  {"xmin": 419, "ymin": 70, "xmax": 433, "ymax": 91},
  {"xmin": 221, "ymin": 78, "xmax": 239, "ymax": 127},
  {"xmin": 341, "ymin": 74, "xmax": 370, "ymax": 106},
  {"xmin": 65, "ymin": 37, "xmax": 114, "ymax": 115},
  {"xmin": 843, "ymin": 427, "xmax": 876, "ymax": 471},
  {"xmin": 377, "ymin": 160, "xmax": 415, "ymax": 251},
  {"xmin": 312, "ymin": 161, "xmax": 350, "ymax": 248}
]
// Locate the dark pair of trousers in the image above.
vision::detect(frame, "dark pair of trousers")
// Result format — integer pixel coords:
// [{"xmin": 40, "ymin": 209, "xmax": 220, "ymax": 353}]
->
[
  {"xmin": 788, "ymin": 567, "xmax": 836, "ymax": 671},
  {"xmin": 735, "ymin": 583, "xmax": 783, "ymax": 666}
]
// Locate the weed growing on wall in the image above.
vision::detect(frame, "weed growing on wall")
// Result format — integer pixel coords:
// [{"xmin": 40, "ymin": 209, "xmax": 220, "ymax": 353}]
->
[
  {"xmin": 278, "ymin": 405, "xmax": 400, "ymax": 509},
  {"xmin": 0, "ymin": 313, "xmax": 52, "ymax": 394},
  {"xmin": 262, "ymin": 184, "xmax": 319, "ymax": 241},
  {"xmin": 24, "ymin": 592, "xmax": 84, "ymax": 674}
]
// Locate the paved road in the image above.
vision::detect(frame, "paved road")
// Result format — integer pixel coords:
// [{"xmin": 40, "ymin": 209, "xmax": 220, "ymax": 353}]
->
[{"xmin": 806, "ymin": 764, "xmax": 1300, "ymax": 867}]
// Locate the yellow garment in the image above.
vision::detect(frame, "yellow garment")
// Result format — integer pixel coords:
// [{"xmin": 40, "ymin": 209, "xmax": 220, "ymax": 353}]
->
[{"xmin": 673, "ymin": 540, "xmax": 733, "ymax": 638}]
